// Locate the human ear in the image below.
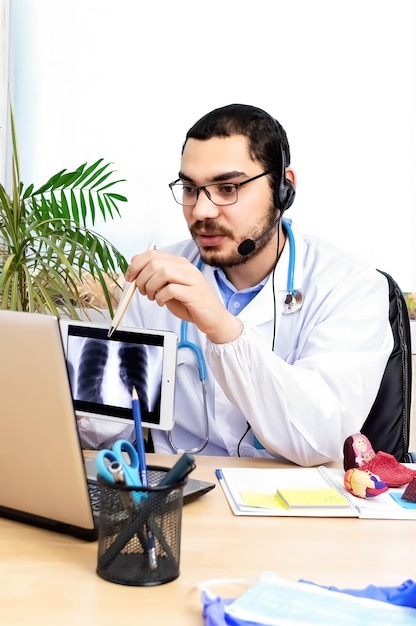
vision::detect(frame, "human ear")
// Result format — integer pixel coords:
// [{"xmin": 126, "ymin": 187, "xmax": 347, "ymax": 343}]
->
[{"xmin": 285, "ymin": 167, "xmax": 297, "ymax": 189}]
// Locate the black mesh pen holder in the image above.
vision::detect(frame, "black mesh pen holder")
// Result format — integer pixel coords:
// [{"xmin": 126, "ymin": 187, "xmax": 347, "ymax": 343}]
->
[{"xmin": 96, "ymin": 467, "xmax": 186, "ymax": 586}]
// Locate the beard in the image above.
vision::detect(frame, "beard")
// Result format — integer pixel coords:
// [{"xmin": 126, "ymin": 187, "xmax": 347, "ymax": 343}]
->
[{"xmin": 189, "ymin": 206, "xmax": 278, "ymax": 268}]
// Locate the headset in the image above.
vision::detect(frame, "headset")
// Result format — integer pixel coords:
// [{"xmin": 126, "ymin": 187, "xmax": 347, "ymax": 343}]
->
[
  {"xmin": 273, "ymin": 132, "xmax": 296, "ymax": 215},
  {"xmin": 237, "ymin": 119, "xmax": 296, "ymax": 257}
]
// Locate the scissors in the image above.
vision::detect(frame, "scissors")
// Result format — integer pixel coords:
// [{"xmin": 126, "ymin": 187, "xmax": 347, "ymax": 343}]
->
[{"xmin": 95, "ymin": 439, "xmax": 144, "ymax": 503}]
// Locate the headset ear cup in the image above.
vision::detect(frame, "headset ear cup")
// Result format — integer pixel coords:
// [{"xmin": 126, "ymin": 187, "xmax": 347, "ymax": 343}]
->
[
  {"xmin": 283, "ymin": 179, "xmax": 296, "ymax": 212},
  {"xmin": 274, "ymin": 143, "xmax": 296, "ymax": 213},
  {"xmin": 274, "ymin": 178, "xmax": 296, "ymax": 213}
]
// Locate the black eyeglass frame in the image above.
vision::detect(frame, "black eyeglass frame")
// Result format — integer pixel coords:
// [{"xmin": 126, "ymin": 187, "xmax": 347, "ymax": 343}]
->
[{"xmin": 168, "ymin": 170, "xmax": 272, "ymax": 206}]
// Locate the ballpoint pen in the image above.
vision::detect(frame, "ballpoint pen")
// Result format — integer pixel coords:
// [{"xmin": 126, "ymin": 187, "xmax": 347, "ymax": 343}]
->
[
  {"xmin": 98, "ymin": 452, "xmax": 196, "ymax": 570},
  {"xmin": 107, "ymin": 243, "xmax": 155, "ymax": 337},
  {"xmin": 108, "ymin": 461, "xmax": 134, "ymax": 509},
  {"xmin": 132, "ymin": 386, "xmax": 157, "ymax": 570},
  {"xmin": 132, "ymin": 387, "xmax": 148, "ymax": 486},
  {"xmin": 108, "ymin": 461, "xmax": 125, "ymax": 483}
]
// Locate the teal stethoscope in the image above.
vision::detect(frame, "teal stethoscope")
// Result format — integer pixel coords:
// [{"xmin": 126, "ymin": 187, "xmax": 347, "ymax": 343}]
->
[
  {"xmin": 167, "ymin": 218, "xmax": 303, "ymax": 454},
  {"xmin": 168, "ymin": 292, "xmax": 209, "ymax": 453}
]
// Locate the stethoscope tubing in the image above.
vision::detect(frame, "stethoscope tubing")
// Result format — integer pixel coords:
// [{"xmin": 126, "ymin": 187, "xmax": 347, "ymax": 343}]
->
[
  {"xmin": 283, "ymin": 218, "xmax": 296, "ymax": 296},
  {"xmin": 178, "ymin": 320, "xmax": 207, "ymax": 382}
]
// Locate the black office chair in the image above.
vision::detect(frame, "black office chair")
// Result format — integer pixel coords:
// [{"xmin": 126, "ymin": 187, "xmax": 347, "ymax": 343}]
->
[{"xmin": 361, "ymin": 270, "xmax": 413, "ymax": 462}]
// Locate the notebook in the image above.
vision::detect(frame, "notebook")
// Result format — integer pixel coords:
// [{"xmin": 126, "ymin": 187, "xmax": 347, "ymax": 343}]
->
[
  {"xmin": 59, "ymin": 318, "xmax": 178, "ymax": 430},
  {"xmin": 0, "ymin": 311, "xmax": 215, "ymax": 540},
  {"xmin": 216, "ymin": 466, "xmax": 416, "ymax": 519}
]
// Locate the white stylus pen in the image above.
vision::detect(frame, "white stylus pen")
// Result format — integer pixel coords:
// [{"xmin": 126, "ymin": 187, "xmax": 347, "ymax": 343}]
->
[{"xmin": 107, "ymin": 243, "xmax": 155, "ymax": 337}]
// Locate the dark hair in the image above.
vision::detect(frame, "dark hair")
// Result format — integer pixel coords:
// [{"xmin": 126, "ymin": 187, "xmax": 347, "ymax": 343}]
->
[{"xmin": 183, "ymin": 104, "xmax": 291, "ymax": 197}]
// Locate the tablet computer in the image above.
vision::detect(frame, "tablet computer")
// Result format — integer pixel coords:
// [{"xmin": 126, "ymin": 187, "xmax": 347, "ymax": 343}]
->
[{"xmin": 59, "ymin": 319, "xmax": 178, "ymax": 431}]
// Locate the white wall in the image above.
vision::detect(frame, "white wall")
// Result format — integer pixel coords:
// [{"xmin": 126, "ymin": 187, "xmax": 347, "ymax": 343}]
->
[{"xmin": 8, "ymin": 0, "xmax": 416, "ymax": 290}]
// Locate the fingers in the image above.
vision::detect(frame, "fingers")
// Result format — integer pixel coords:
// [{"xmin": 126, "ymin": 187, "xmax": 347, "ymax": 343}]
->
[
  {"xmin": 124, "ymin": 248, "xmax": 243, "ymax": 342},
  {"xmin": 126, "ymin": 250, "xmax": 197, "ymax": 300},
  {"xmin": 125, "ymin": 250, "xmax": 211, "ymax": 321},
  {"xmin": 125, "ymin": 248, "xmax": 158, "ymax": 283}
]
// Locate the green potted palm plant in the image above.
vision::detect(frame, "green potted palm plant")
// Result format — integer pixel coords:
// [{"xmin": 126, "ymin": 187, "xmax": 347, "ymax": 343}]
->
[{"xmin": 0, "ymin": 106, "xmax": 128, "ymax": 319}]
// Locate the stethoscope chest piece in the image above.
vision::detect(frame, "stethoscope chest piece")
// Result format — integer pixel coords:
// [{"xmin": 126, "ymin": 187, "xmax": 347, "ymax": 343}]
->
[
  {"xmin": 280, "ymin": 220, "xmax": 303, "ymax": 315},
  {"xmin": 283, "ymin": 290, "xmax": 303, "ymax": 315}
]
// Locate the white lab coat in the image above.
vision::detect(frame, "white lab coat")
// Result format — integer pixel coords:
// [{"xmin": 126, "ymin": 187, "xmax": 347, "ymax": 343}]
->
[{"xmin": 77, "ymin": 221, "xmax": 393, "ymax": 466}]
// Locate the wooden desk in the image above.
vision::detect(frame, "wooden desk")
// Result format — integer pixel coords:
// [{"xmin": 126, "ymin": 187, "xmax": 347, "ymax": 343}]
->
[{"xmin": 1, "ymin": 454, "xmax": 415, "ymax": 625}]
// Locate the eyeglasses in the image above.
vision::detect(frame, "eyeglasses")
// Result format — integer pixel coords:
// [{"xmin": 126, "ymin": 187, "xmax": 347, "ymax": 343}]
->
[{"xmin": 168, "ymin": 171, "xmax": 272, "ymax": 207}]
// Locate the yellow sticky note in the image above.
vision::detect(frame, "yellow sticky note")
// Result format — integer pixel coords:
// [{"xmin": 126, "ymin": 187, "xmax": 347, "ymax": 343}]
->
[
  {"xmin": 240, "ymin": 492, "xmax": 286, "ymax": 509},
  {"xmin": 276, "ymin": 488, "xmax": 350, "ymax": 508}
]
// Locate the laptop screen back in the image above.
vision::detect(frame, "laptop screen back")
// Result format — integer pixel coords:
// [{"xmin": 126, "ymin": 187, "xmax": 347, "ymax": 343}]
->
[{"xmin": 0, "ymin": 311, "xmax": 97, "ymax": 539}]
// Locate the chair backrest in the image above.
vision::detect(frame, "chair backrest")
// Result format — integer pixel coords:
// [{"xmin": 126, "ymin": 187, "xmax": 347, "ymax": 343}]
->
[{"xmin": 361, "ymin": 270, "xmax": 413, "ymax": 462}]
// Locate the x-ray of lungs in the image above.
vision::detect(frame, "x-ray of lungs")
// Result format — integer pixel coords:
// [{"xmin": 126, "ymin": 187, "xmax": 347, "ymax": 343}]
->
[
  {"xmin": 72, "ymin": 337, "xmax": 150, "ymax": 413},
  {"xmin": 76, "ymin": 338, "xmax": 109, "ymax": 404}
]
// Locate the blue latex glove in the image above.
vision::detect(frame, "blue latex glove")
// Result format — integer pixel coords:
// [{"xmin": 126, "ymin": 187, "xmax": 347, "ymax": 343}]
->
[
  {"xmin": 299, "ymin": 579, "xmax": 416, "ymax": 608},
  {"xmin": 201, "ymin": 591, "xmax": 232, "ymax": 626}
]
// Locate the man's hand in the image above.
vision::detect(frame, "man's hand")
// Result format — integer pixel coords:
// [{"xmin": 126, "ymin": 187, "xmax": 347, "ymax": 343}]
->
[{"xmin": 125, "ymin": 249, "xmax": 243, "ymax": 344}]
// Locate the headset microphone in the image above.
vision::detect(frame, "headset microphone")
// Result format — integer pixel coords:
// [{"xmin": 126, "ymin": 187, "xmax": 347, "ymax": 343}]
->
[
  {"xmin": 237, "ymin": 216, "xmax": 280, "ymax": 256},
  {"xmin": 238, "ymin": 140, "xmax": 296, "ymax": 257}
]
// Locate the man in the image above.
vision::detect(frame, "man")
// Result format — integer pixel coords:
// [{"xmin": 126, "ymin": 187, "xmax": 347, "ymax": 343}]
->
[{"xmin": 81, "ymin": 103, "xmax": 393, "ymax": 465}]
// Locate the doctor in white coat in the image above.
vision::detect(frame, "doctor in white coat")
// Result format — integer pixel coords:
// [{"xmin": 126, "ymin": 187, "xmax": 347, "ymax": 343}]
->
[{"xmin": 81, "ymin": 103, "xmax": 393, "ymax": 466}]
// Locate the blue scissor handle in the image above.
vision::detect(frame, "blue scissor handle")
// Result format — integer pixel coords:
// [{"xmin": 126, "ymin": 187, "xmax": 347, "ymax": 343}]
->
[{"xmin": 96, "ymin": 439, "xmax": 142, "ymax": 490}]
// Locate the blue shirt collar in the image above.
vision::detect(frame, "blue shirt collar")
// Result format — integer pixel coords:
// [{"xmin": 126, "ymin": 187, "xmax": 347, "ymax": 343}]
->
[{"xmin": 214, "ymin": 268, "xmax": 269, "ymax": 315}]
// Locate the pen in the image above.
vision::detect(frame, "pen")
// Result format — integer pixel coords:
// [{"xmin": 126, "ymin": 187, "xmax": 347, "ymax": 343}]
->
[
  {"xmin": 108, "ymin": 461, "xmax": 125, "ymax": 483},
  {"xmin": 132, "ymin": 387, "xmax": 157, "ymax": 570},
  {"xmin": 132, "ymin": 387, "xmax": 148, "ymax": 486},
  {"xmin": 107, "ymin": 243, "xmax": 156, "ymax": 337},
  {"xmin": 108, "ymin": 461, "xmax": 135, "ymax": 509},
  {"xmin": 98, "ymin": 452, "xmax": 196, "ymax": 570}
]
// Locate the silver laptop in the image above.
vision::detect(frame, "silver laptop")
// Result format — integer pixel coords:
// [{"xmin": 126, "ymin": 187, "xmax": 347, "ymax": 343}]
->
[{"xmin": 0, "ymin": 311, "xmax": 214, "ymax": 540}]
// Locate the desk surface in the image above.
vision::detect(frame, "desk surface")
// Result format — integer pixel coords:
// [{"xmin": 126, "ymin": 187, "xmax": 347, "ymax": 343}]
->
[{"xmin": 1, "ymin": 453, "xmax": 415, "ymax": 625}]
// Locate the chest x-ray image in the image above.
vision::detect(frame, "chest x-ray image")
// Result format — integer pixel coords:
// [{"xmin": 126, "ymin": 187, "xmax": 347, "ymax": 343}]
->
[
  {"xmin": 76, "ymin": 338, "xmax": 148, "ymax": 408},
  {"xmin": 66, "ymin": 333, "xmax": 163, "ymax": 424}
]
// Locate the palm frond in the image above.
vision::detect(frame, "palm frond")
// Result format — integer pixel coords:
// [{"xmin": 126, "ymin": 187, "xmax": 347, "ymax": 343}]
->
[{"xmin": 0, "ymin": 103, "xmax": 129, "ymax": 317}]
